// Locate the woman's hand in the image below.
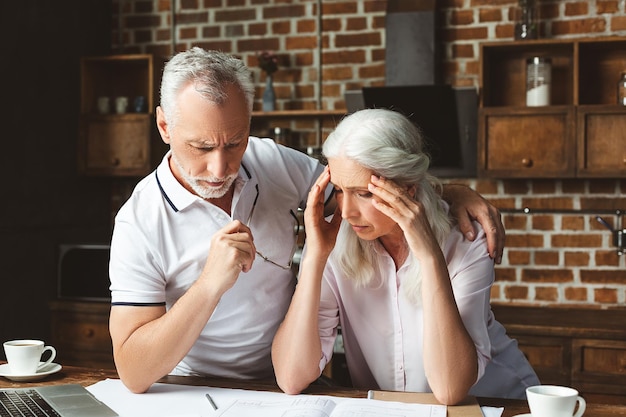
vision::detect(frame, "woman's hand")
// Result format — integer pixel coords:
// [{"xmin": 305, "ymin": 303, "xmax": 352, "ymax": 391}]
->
[
  {"xmin": 304, "ymin": 166, "xmax": 342, "ymax": 259},
  {"xmin": 368, "ymin": 175, "xmax": 441, "ymax": 260}
]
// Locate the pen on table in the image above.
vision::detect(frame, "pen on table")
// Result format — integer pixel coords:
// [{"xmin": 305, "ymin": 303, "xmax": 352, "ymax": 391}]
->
[{"xmin": 206, "ymin": 393, "xmax": 218, "ymax": 410}]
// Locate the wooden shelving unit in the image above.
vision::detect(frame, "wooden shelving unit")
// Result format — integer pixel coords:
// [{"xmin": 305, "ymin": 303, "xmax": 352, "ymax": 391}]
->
[{"xmin": 478, "ymin": 37, "xmax": 626, "ymax": 178}]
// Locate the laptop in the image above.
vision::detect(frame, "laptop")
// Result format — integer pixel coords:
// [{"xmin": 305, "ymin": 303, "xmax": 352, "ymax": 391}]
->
[{"xmin": 0, "ymin": 384, "xmax": 118, "ymax": 417}]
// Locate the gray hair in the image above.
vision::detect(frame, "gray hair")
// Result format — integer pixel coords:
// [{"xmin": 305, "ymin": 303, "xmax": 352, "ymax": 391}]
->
[
  {"xmin": 323, "ymin": 108, "xmax": 451, "ymax": 303},
  {"xmin": 159, "ymin": 47, "xmax": 255, "ymax": 127}
]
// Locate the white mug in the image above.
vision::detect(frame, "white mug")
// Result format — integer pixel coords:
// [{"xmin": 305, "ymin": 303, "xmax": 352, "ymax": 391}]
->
[
  {"xmin": 115, "ymin": 96, "xmax": 129, "ymax": 114},
  {"xmin": 526, "ymin": 385, "xmax": 586, "ymax": 417},
  {"xmin": 3, "ymin": 339, "xmax": 57, "ymax": 375},
  {"xmin": 97, "ymin": 96, "xmax": 110, "ymax": 114}
]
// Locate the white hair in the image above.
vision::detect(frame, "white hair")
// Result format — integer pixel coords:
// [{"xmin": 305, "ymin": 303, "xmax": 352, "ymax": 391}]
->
[{"xmin": 323, "ymin": 108, "xmax": 451, "ymax": 304}]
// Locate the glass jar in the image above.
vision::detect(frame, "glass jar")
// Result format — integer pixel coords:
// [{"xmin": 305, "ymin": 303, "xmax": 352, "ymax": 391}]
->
[
  {"xmin": 618, "ymin": 72, "xmax": 626, "ymax": 105},
  {"xmin": 515, "ymin": 0, "xmax": 538, "ymax": 40},
  {"xmin": 526, "ymin": 57, "xmax": 551, "ymax": 106}
]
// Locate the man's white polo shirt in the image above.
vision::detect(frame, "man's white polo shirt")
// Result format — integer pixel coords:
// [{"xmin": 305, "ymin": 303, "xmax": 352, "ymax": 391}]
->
[{"xmin": 109, "ymin": 137, "xmax": 327, "ymax": 379}]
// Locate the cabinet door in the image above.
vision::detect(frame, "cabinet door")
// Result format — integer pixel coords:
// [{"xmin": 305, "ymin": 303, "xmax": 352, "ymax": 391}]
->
[
  {"xmin": 479, "ymin": 107, "xmax": 576, "ymax": 177},
  {"xmin": 572, "ymin": 339, "xmax": 626, "ymax": 399},
  {"xmin": 577, "ymin": 106, "xmax": 626, "ymax": 177},
  {"xmin": 511, "ymin": 334, "xmax": 571, "ymax": 386},
  {"xmin": 79, "ymin": 115, "xmax": 151, "ymax": 176}
]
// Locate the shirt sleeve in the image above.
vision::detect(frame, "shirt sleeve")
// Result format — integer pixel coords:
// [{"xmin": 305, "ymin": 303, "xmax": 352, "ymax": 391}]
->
[
  {"xmin": 446, "ymin": 225, "xmax": 496, "ymax": 383},
  {"xmin": 317, "ymin": 261, "xmax": 341, "ymax": 374}
]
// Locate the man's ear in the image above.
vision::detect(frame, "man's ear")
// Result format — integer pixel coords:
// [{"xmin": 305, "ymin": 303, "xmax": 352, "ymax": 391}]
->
[{"xmin": 156, "ymin": 106, "xmax": 171, "ymax": 145}]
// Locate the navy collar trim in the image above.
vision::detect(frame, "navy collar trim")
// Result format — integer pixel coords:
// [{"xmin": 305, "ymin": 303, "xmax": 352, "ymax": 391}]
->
[
  {"xmin": 155, "ymin": 163, "xmax": 253, "ymax": 213},
  {"xmin": 155, "ymin": 171, "xmax": 179, "ymax": 212}
]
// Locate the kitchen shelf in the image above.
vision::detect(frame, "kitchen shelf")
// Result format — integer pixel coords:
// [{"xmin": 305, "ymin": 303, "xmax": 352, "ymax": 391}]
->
[{"xmin": 478, "ymin": 37, "xmax": 626, "ymax": 178}]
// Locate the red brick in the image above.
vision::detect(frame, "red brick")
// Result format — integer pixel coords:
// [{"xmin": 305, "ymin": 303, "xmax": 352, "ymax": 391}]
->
[
  {"xmin": 322, "ymin": 1, "xmax": 358, "ymax": 15},
  {"xmin": 474, "ymin": 179, "xmax": 499, "ymax": 194},
  {"xmin": 322, "ymin": 66, "xmax": 354, "ymax": 81},
  {"xmin": 502, "ymin": 180, "xmax": 530, "ymax": 194},
  {"xmin": 346, "ymin": 17, "xmax": 367, "ymax": 31},
  {"xmin": 504, "ymin": 285, "xmax": 529, "ymax": 300},
  {"xmin": 202, "ymin": 26, "xmax": 221, "ymax": 38},
  {"xmin": 479, "ymin": 8, "xmax": 501, "ymax": 22},
  {"xmin": 504, "ymin": 214, "xmax": 528, "ymax": 230},
  {"xmin": 581, "ymin": 270, "xmax": 626, "ymax": 283},
  {"xmin": 551, "ymin": 234, "xmax": 603, "ymax": 248},
  {"xmin": 495, "ymin": 267, "xmax": 516, "ymax": 281},
  {"xmin": 561, "ymin": 216, "xmax": 585, "ymax": 231},
  {"xmin": 595, "ymin": 251, "xmax": 621, "ymax": 266},
  {"xmin": 552, "ymin": 18, "xmax": 607, "ymax": 35},
  {"xmin": 532, "ymin": 215, "xmax": 554, "ymax": 231},
  {"xmin": 297, "ymin": 19, "xmax": 317, "ymax": 33},
  {"xmin": 215, "ymin": 8, "xmax": 255, "ymax": 22},
  {"xmin": 237, "ymin": 38, "xmax": 280, "ymax": 53},
  {"xmin": 452, "ymin": 43, "xmax": 475, "ymax": 58},
  {"xmin": 564, "ymin": 251, "xmax": 590, "ymax": 267},
  {"xmin": 263, "ymin": 4, "xmax": 306, "ymax": 19},
  {"xmin": 535, "ymin": 286, "xmax": 558, "ymax": 301},
  {"xmin": 535, "ymin": 251, "xmax": 559, "ymax": 266},
  {"xmin": 248, "ymin": 23, "xmax": 267, "ymax": 36},
  {"xmin": 508, "ymin": 250, "xmax": 531, "ymax": 265},
  {"xmin": 442, "ymin": 27, "xmax": 489, "ymax": 42},
  {"xmin": 521, "ymin": 197, "xmax": 574, "ymax": 211},
  {"xmin": 179, "ymin": 27, "xmax": 197, "ymax": 39},
  {"xmin": 610, "ymin": 16, "xmax": 626, "ymax": 31},
  {"xmin": 594, "ymin": 288, "xmax": 618, "ymax": 304},
  {"xmin": 522, "ymin": 269, "xmax": 574, "ymax": 283},
  {"xmin": 335, "ymin": 32, "xmax": 382, "ymax": 48},
  {"xmin": 506, "ymin": 234, "xmax": 544, "ymax": 248},
  {"xmin": 564, "ymin": 2, "xmax": 589, "ymax": 16},
  {"xmin": 180, "ymin": 0, "xmax": 199, "ymax": 9},
  {"xmin": 322, "ymin": 17, "xmax": 342, "ymax": 32},
  {"xmin": 450, "ymin": 9, "xmax": 474, "ymax": 25},
  {"xmin": 322, "ymin": 50, "xmax": 366, "ymax": 65},
  {"xmin": 495, "ymin": 24, "xmax": 515, "ymax": 39},
  {"xmin": 271, "ymin": 21, "xmax": 291, "ymax": 34},
  {"xmin": 597, "ymin": 1, "xmax": 619, "ymax": 14},
  {"xmin": 565, "ymin": 286, "xmax": 588, "ymax": 301}
]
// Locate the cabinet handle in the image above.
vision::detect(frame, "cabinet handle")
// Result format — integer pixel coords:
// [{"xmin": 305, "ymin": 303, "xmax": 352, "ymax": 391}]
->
[
  {"xmin": 111, "ymin": 158, "xmax": 120, "ymax": 166},
  {"xmin": 84, "ymin": 328, "xmax": 95, "ymax": 338},
  {"xmin": 521, "ymin": 158, "xmax": 533, "ymax": 167}
]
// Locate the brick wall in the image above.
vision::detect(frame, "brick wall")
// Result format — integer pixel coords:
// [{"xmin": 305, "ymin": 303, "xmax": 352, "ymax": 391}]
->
[{"xmin": 111, "ymin": 0, "xmax": 626, "ymax": 308}]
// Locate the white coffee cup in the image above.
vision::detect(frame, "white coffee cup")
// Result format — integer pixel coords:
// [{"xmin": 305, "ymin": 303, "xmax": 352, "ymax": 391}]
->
[
  {"xmin": 3, "ymin": 339, "xmax": 57, "ymax": 375},
  {"xmin": 97, "ymin": 96, "xmax": 110, "ymax": 114},
  {"xmin": 526, "ymin": 385, "xmax": 586, "ymax": 417},
  {"xmin": 115, "ymin": 96, "xmax": 129, "ymax": 114}
]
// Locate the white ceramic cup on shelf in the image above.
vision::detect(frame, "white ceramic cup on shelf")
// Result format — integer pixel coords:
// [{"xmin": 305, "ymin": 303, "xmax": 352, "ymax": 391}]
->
[
  {"xmin": 526, "ymin": 385, "xmax": 586, "ymax": 417},
  {"xmin": 3, "ymin": 339, "xmax": 57, "ymax": 375},
  {"xmin": 97, "ymin": 96, "xmax": 110, "ymax": 114},
  {"xmin": 115, "ymin": 96, "xmax": 129, "ymax": 114}
]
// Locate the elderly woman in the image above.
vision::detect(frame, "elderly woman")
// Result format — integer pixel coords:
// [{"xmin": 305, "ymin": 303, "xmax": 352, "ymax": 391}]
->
[{"xmin": 271, "ymin": 108, "xmax": 539, "ymax": 405}]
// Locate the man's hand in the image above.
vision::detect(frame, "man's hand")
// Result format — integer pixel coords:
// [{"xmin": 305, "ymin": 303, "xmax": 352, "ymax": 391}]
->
[{"xmin": 442, "ymin": 184, "xmax": 505, "ymax": 264}]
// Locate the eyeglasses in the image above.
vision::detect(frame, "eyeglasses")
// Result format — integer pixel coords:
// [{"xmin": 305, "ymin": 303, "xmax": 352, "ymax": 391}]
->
[{"xmin": 246, "ymin": 184, "xmax": 300, "ymax": 270}]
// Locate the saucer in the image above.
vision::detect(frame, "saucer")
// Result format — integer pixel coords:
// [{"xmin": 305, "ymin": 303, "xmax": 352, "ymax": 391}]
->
[{"xmin": 0, "ymin": 362, "xmax": 62, "ymax": 382}]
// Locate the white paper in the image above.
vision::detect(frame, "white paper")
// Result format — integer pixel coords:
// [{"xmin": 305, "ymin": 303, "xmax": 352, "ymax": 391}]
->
[{"xmin": 87, "ymin": 379, "xmax": 446, "ymax": 417}]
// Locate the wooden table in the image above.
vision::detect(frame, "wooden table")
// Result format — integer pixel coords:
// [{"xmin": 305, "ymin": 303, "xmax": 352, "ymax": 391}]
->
[{"xmin": 1, "ymin": 364, "xmax": 623, "ymax": 417}]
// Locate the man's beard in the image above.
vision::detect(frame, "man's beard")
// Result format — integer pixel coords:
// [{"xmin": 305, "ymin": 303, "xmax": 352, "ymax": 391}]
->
[{"xmin": 172, "ymin": 153, "xmax": 238, "ymax": 199}]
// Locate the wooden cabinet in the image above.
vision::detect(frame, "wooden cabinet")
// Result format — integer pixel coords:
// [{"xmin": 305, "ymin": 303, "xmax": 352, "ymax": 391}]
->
[
  {"xmin": 78, "ymin": 54, "xmax": 163, "ymax": 176},
  {"xmin": 49, "ymin": 300, "xmax": 114, "ymax": 369},
  {"xmin": 492, "ymin": 304, "xmax": 626, "ymax": 405},
  {"xmin": 479, "ymin": 37, "xmax": 626, "ymax": 178}
]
